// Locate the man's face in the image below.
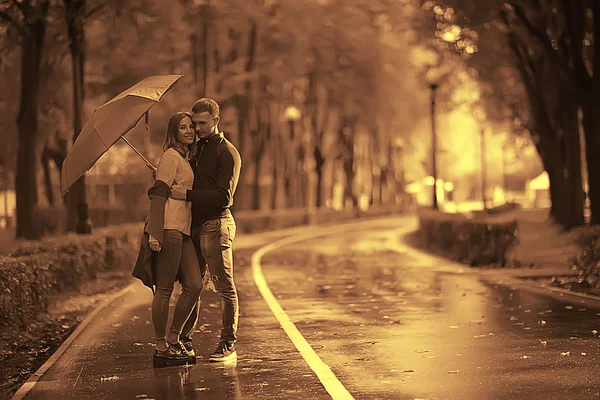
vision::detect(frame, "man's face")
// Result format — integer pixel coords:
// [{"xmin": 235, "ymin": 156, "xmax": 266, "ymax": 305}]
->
[{"xmin": 192, "ymin": 111, "xmax": 219, "ymax": 139}]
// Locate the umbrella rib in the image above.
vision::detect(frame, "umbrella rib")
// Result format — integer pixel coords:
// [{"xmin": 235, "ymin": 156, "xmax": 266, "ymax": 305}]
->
[{"xmin": 94, "ymin": 124, "xmax": 109, "ymax": 149}]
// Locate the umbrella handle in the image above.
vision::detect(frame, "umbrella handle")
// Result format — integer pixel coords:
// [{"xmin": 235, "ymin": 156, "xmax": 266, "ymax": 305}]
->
[{"xmin": 120, "ymin": 136, "xmax": 157, "ymax": 172}]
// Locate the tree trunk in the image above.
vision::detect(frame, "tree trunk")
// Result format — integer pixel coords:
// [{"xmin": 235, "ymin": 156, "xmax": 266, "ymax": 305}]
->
[
  {"xmin": 41, "ymin": 145, "xmax": 54, "ymax": 206},
  {"xmin": 582, "ymin": 2, "xmax": 600, "ymax": 225},
  {"xmin": 314, "ymin": 146, "xmax": 325, "ymax": 208},
  {"xmin": 64, "ymin": 0, "xmax": 91, "ymax": 234},
  {"xmin": 582, "ymin": 103, "xmax": 600, "ymax": 225},
  {"xmin": 15, "ymin": 1, "xmax": 50, "ymax": 239},
  {"xmin": 232, "ymin": 22, "xmax": 257, "ymax": 211},
  {"xmin": 562, "ymin": 105, "xmax": 585, "ymax": 229}
]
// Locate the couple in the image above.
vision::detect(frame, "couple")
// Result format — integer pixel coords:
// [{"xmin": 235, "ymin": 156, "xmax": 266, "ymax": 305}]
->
[{"xmin": 133, "ymin": 98, "xmax": 242, "ymax": 368}]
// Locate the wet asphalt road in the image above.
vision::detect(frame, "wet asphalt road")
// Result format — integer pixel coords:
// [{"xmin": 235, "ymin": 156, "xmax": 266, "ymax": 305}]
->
[
  {"xmin": 21, "ymin": 218, "xmax": 600, "ymax": 399},
  {"xmin": 260, "ymin": 227, "xmax": 600, "ymax": 399}
]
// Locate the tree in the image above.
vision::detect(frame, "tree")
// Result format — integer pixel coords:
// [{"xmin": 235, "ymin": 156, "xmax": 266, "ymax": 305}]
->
[
  {"xmin": 63, "ymin": 0, "xmax": 91, "ymax": 233},
  {"xmin": 418, "ymin": 0, "xmax": 589, "ymax": 228},
  {"xmin": 1, "ymin": 0, "xmax": 51, "ymax": 239}
]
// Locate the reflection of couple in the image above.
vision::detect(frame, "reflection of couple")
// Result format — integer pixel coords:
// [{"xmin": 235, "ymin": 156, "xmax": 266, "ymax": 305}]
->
[{"xmin": 133, "ymin": 98, "xmax": 242, "ymax": 368}]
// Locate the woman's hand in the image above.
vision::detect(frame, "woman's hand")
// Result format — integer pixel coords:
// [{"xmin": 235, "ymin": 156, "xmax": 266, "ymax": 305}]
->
[{"xmin": 149, "ymin": 234, "xmax": 161, "ymax": 252}]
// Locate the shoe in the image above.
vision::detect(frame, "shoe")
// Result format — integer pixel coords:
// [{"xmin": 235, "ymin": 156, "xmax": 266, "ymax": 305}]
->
[
  {"xmin": 153, "ymin": 342, "xmax": 190, "ymax": 368},
  {"xmin": 177, "ymin": 339, "xmax": 197, "ymax": 364},
  {"xmin": 209, "ymin": 341, "xmax": 237, "ymax": 362}
]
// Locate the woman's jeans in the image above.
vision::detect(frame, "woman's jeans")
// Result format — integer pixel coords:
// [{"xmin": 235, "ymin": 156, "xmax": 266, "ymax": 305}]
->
[
  {"xmin": 152, "ymin": 229, "xmax": 202, "ymax": 342},
  {"xmin": 181, "ymin": 214, "xmax": 238, "ymax": 344}
]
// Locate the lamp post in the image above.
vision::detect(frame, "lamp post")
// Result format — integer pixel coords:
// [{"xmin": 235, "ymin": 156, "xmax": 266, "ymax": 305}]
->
[
  {"xmin": 502, "ymin": 142, "xmax": 508, "ymax": 202},
  {"xmin": 283, "ymin": 105, "xmax": 301, "ymax": 206},
  {"xmin": 480, "ymin": 128, "xmax": 488, "ymax": 210},
  {"xmin": 430, "ymin": 83, "xmax": 439, "ymax": 210}
]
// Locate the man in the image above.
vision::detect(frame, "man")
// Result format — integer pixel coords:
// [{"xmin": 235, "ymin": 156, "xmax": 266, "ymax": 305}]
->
[{"xmin": 170, "ymin": 98, "xmax": 242, "ymax": 362}]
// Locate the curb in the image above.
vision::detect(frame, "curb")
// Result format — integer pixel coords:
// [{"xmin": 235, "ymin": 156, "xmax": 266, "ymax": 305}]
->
[
  {"xmin": 11, "ymin": 282, "xmax": 137, "ymax": 400},
  {"xmin": 480, "ymin": 275, "xmax": 600, "ymax": 310}
]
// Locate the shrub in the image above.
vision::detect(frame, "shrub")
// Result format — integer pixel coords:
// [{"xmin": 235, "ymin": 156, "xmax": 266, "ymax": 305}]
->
[
  {"xmin": 568, "ymin": 227, "xmax": 600, "ymax": 287},
  {"xmin": 418, "ymin": 208, "xmax": 519, "ymax": 267}
]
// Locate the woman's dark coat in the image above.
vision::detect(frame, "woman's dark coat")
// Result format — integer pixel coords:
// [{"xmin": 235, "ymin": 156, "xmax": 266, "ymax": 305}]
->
[{"xmin": 132, "ymin": 180, "xmax": 169, "ymax": 292}]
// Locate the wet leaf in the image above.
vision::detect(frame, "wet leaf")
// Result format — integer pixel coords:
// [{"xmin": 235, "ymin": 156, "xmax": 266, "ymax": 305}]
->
[
  {"xmin": 564, "ymin": 305, "xmax": 574, "ymax": 310},
  {"xmin": 540, "ymin": 340, "xmax": 547, "ymax": 346},
  {"xmin": 195, "ymin": 387, "xmax": 209, "ymax": 392},
  {"xmin": 448, "ymin": 370, "xmax": 460, "ymax": 374},
  {"xmin": 592, "ymin": 330, "xmax": 598, "ymax": 335},
  {"xmin": 112, "ymin": 323, "xmax": 122, "ymax": 328},
  {"xmin": 510, "ymin": 316, "xmax": 518, "ymax": 321},
  {"xmin": 581, "ymin": 352, "xmax": 587, "ymax": 356},
  {"xmin": 100, "ymin": 375, "xmax": 119, "ymax": 382},
  {"xmin": 520, "ymin": 355, "xmax": 529, "ymax": 359},
  {"xmin": 538, "ymin": 320, "xmax": 547, "ymax": 327},
  {"xmin": 560, "ymin": 351, "xmax": 570, "ymax": 356},
  {"xmin": 133, "ymin": 343, "xmax": 144, "ymax": 346}
]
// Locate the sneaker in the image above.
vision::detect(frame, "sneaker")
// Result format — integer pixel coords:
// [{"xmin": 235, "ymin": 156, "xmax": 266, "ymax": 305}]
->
[
  {"xmin": 153, "ymin": 342, "xmax": 189, "ymax": 368},
  {"xmin": 209, "ymin": 341, "xmax": 237, "ymax": 362},
  {"xmin": 179, "ymin": 339, "xmax": 197, "ymax": 363}
]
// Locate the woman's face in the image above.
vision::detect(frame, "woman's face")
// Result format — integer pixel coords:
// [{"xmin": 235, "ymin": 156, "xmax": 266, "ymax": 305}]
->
[{"xmin": 176, "ymin": 116, "xmax": 194, "ymax": 145}]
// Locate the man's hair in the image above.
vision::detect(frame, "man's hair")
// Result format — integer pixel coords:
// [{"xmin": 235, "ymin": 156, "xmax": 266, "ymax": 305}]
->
[
  {"xmin": 163, "ymin": 111, "xmax": 192, "ymax": 151},
  {"xmin": 191, "ymin": 98, "xmax": 220, "ymax": 118}
]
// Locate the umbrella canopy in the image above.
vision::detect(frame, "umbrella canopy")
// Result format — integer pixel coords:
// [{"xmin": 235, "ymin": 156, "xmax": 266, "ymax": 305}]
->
[{"xmin": 60, "ymin": 74, "xmax": 184, "ymax": 197}]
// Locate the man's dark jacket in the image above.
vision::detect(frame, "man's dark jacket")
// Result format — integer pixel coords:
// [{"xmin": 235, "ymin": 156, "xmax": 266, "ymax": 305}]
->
[{"xmin": 187, "ymin": 132, "xmax": 241, "ymax": 226}]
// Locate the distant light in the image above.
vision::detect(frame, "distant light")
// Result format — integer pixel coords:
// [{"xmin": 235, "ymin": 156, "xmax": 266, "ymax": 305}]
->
[
  {"xmin": 444, "ymin": 181, "xmax": 454, "ymax": 191},
  {"xmin": 284, "ymin": 106, "xmax": 301, "ymax": 121},
  {"xmin": 424, "ymin": 176, "xmax": 435, "ymax": 185}
]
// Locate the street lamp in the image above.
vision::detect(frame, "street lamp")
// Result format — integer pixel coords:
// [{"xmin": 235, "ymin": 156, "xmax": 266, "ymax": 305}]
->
[{"xmin": 430, "ymin": 83, "xmax": 439, "ymax": 210}]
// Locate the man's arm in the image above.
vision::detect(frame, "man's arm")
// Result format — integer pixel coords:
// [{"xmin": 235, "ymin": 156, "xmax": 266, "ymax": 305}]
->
[{"xmin": 185, "ymin": 149, "xmax": 235, "ymax": 207}]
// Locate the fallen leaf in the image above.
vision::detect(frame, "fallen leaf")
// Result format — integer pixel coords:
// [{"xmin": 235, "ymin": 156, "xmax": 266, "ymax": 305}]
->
[
  {"xmin": 101, "ymin": 375, "xmax": 119, "ymax": 382},
  {"xmin": 564, "ymin": 305, "xmax": 573, "ymax": 310},
  {"xmin": 560, "ymin": 351, "xmax": 570, "ymax": 356},
  {"xmin": 520, "ymin": 355, "xmax": 529, "ymax": 359},
  {"xmin": 581, "ymin": 352, "xmax": 587, "ymax": 356},
  {"xmin": 448, "ymin": 370, "xmax": 460, "ymax": 374}
]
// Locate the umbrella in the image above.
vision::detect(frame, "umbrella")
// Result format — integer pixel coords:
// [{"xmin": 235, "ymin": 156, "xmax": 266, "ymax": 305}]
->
[{"xmin": 60, "ymin": 74, "xmax": 184, "ymax": 197}]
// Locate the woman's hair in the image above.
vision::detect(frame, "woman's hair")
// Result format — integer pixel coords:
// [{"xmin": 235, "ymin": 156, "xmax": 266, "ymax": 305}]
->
[{"xmin": 163, "ymin": 111, "xmax": 193, "ymax": 153}]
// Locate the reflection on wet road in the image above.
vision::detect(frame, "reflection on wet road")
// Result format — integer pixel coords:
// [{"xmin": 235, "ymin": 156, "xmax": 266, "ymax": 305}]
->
[
  {"xmin": 260, "ymin": 227, "xmax": 600, "ymax": 400},
  {"xmin": 22, "ymin": 219, "xmax": 600, "ymax": 400}
]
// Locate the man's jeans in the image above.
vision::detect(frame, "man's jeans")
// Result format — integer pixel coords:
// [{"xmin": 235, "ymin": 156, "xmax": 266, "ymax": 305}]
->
[{"xmin": 181, "ymin": 213, "xmax": 238, "ymax": 344}]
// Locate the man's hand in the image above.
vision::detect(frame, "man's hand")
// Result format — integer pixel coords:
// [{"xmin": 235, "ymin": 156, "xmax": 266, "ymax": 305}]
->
[
  {"xmin": 149, "ymin": 234, "xmax": 161, "ymax": 252},
  {"xmin": 170, "ymin": 184, "xmax": 188, "ymax": 201}
]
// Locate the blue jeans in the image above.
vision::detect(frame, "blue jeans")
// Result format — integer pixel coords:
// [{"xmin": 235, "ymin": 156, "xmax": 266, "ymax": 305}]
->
[{"xmin": 181, "ymin": 214, "xmax": 238, "ymax": 344}]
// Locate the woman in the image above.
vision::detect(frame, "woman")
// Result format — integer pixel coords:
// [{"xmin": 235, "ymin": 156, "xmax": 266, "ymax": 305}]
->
[{"xmin": 148, "ymin": 111, "xmax": 202, "ymax": 367}]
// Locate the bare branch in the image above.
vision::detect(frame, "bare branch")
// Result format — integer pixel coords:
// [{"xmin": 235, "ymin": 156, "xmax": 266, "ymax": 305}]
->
[{"xmin": 85, "ymin": 3, "xmax": 105, "ymax": 20}]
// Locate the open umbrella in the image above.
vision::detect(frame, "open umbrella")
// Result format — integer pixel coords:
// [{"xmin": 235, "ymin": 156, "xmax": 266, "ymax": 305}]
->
[{"xmin": 60, "ymin": 74, "xmax": 184, "ymax": 197}]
